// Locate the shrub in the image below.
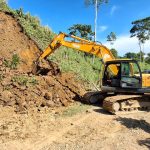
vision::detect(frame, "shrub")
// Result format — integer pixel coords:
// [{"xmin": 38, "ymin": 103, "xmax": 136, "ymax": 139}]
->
[
  {"xmin": 3, "ymin": 54, "xmax": 20, "ymax": 69},
  {"xmin": 12, "ymin": 75, "xmax": 28, "ymax": 86},
  {"xmin": 12, "ymin": 75, "xmax": 38, "ymax": 86}
]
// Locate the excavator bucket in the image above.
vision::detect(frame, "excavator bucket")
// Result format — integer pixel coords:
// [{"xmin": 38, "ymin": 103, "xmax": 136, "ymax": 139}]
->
[
  {"xmin": 32, "ymin": 59, "xmax": 61, "ymax": 76},
  {"xmin": 32, "ymin": 61, "xmax": 39, "ymax": 75}
]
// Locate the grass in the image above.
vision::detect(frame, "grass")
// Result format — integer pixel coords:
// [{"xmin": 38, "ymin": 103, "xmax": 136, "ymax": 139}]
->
[
  {"xmin": 49, "ymin": 47, "xmax": 102, "ymax": 86},
  {"xmin": 4, "ymin": 54, "xmax": 20, "ymax": 69},
  {"xmin": 60, "ymin": 103, "xmax": 91, "ymax": 117},
  {"xmin": 12, "ymin": 75, "xmax": 38, "ymax": 86}
]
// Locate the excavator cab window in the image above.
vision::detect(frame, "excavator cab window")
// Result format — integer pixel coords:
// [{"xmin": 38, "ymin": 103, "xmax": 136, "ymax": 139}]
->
[
  {"xmin": 103, "ymin": 60, "xmax": 142, "ymax": 89},
  {"xmin": 120, "ymin": 61, "xmax": 142, "ymax": 88}
]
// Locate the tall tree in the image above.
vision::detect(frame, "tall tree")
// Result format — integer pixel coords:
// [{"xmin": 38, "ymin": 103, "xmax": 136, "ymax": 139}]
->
[
  {"xmin": 107, "ymin": 32, "xmax": 117, "ymax": 45},
  {"xmin": 68, "ymin": 24, "xmax": 94, "ymax": 40},
  {"xmin": 110, "ymin": 48, "xmax": 118, "ymax": 58},
  {"xmin": 84, "ymin": 0, "xmax": 108, "ymax": 42},
  {"xmin": 130, "ymin": 17, "xmax": 150, "ymax": 64},
  {"xmin": 145, "ymin": 53, "xmax": 150, "ymax": 64},
  {"xmin": 68, "ymin": 24, "xmax": 95, "ymax": 59},
  {"xmin": 137, "ymin": 51, "xmax": 145, "ymax": 62},
  {"xmin": 124, "ymin": 52, "xmax": 138, "ymax": 60},
  {"xmin": 84, "ymin": 0, "xmax": 108, "ymax": 63}
]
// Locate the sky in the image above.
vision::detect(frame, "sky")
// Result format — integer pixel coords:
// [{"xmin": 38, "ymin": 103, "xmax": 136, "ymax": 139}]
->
[{"xmin": 8, "ymin": 0, "xmax": 150, "ymax": 56}]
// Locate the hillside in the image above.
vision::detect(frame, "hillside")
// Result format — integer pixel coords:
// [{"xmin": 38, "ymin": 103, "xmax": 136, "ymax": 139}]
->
[
  {"xmin": 0, "ymin": 11, "xmax": 41, "ymax": 72},
  {"xmin": 0, "ymin": 1, "xmax": 102, "ymax": 87},
  {"xmin": 0, "ymin": 10, "xmax": 87, "ymax": 113}
]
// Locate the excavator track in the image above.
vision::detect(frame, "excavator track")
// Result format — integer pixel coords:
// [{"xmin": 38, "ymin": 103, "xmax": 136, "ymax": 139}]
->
[
  {"xmin": 83, "ymin": 91, "xmax": 106, "ymax": 104},
  {"xmin": 103, "ymin": 94, "xmax": 150, "ymax": 114}
]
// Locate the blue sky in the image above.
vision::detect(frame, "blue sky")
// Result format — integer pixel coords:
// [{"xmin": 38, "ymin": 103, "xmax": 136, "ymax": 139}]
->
[{"xmin": 8, "ymin": 0, "xmax": 150, "ymax": 55}]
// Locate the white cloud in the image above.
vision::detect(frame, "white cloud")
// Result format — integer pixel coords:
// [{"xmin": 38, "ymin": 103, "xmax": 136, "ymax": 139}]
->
[
  {"xmin": 103, "ymin": 35, "xmax": 150, "ymax": 56},
  {"xmin": 97, "ymin": 25, "xmax": 108, "ymax": 33},
  {"xmin": 4, "ymin": 0, "xmax": 8, "ymax": 3},
  {"xmin": 110, "ymin": 5, "xmax": 117, "ymax": 16}
]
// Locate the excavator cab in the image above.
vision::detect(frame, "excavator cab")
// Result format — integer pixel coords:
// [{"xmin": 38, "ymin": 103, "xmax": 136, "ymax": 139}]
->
[{"xmin": 101, "ymin": 60, "xmax": 142, "ymax": 93}]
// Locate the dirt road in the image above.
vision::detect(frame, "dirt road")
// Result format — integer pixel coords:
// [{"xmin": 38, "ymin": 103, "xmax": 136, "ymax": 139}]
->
[{"xmin": 0, "ymin": 103, "xmax": 150, "ymax": 150}]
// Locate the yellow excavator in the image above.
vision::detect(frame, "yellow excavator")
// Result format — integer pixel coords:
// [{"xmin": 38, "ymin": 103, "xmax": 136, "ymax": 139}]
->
[{"xmin": 33, "ymin": 32, "xmax": 150, "ymax": 114}]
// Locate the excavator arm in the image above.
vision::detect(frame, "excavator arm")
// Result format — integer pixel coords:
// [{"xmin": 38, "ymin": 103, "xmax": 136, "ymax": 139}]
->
[
  {"xmin": 33, "ymin": 32, "xmax": 118, "ymax": 75},
  {"xmin": 38, "ymin": 32, "xmax": 115, "ymax": 63}
]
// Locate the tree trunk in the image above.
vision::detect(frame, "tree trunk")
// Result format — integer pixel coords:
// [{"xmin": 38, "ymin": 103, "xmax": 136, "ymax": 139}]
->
[
  {"xmin": 138, "ymin": 41, "xmax": 142, "ymax": 68},
  {"xmin": 94, "ymin": 0, "xmax": 98, "ymax": 42},
  {"xmin": 142, "ymin": 43, "xmax": 145, "ymax": 70},
  {"xmin": 92, "ymin": 0, "xmax": 98, "ymax": 64}
]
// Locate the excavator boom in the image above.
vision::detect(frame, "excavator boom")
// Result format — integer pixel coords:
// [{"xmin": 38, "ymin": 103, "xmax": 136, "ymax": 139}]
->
[
  {"xmin": 39, "ymin": 32, "xmax": 115, "ymax": 62},
  {"xmin": 37, "ymin": 32, "xmax": 118, "ymax": 75}
]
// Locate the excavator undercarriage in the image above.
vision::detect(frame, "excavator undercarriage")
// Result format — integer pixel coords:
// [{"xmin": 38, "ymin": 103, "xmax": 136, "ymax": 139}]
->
[
  {"xmin": 84, "ymin": 92, "xmax": 150, "ymax": 114},
  {"xmin": 103, "ymin": 94, "xmax": 150, "ymax": 114}
]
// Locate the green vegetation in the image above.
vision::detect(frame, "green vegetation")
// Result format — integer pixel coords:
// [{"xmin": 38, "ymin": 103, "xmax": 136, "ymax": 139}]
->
[
  {"xmin": 0, "ymin": 0, "xmax": 10, "ymax": 12},
  {"xmin": 11, "ymin": 54, "xmax": 20, "ymax": 69},
  {"xmin": 68, "ymin": 24, "xmax": 94, "ymax": 40},
  {"xmin": 12, "ymin": 75, "xmax": 38, "ymax": 86},
  {"xmin": 145, "ymin": 53, "xmax": 150, "ymax": 64},
  {"xmin": 107, "ymin": 32, "xmax": 117, "ymax": 45},
  {"xmin": 4, "ymin": 54, "xmax": 20, "ymax": 69},
  {"xmin": 130, "ymin": 17, "xmax": 150, "ymax": 43},
  {"xmin": 123, "ymin": 51, "xmax": 150, "ymax": 71},
  {"xmin": 111, "ymin": 48, "xmax": 118, "ymax": 58},
  {"xmin": 50, "ymin": 47, "xmax": 102, "ymax": 84},
  {"xmin": 61, "ymin": 103, "xmax": 91, "ymax": 117},
  {"xmin": 130, "ymin": 17, "xmax": 150, "ymax": 64},
  {"xmin": 13, "ymin": 8, "xmax": 55, "ymax": 50}
]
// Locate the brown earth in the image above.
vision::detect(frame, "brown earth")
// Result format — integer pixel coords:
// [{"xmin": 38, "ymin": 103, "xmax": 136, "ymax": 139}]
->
[
  {"xmin": 0, "ymin": 11, "xmax": 86, "ymax": 113},
  {"xmin": 0, "ymin": 61, "xmax": 85, "ymax": 112},
  {"xmin": 0, "ymin": 104, "xmax": 149, "ymax": 150},
  {"xmin": 0, "ymin": 11, "xmax": 41, "ymax": 73}
]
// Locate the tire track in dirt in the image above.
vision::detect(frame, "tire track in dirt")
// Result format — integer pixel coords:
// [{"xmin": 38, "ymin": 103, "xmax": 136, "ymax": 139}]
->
[{"xmin": 29, "ymin": 110, "xmax": 96, "ymax": 150}]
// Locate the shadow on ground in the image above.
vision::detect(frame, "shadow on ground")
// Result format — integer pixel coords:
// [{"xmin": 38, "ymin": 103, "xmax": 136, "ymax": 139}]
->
[
  {"xmin": 93, "ymin": 108, "xmax": 112, "ymax": 115},
  {"xmin": 116, "ymin": 117, "xmax": 150, "ymax": 134},
  {"xmin": 138, "ymin": 138, "xmax": 150, "ymax": 148}
]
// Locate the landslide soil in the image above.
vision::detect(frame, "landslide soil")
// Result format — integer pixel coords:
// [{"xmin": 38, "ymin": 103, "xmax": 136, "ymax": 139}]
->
[
  {"xmin": 0, "ymin": 11, "xmax": 86, "ymax": 113},
  {"xmin": 0, "ymin": 12, "xmax": 40, "ymax": 73}
]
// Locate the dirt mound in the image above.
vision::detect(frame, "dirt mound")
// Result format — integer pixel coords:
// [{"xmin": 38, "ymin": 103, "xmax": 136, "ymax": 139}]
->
[
  {"xmin": 0, "ymin": 60, "xmax": 85, "ymax": 112},
  {"xmin": 0, "ymin": 11, "xmax": 42, "ymax": 73},
  {"xmin": 0, "ymin": 11, "xmax": 86, "ymax": 112}
]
